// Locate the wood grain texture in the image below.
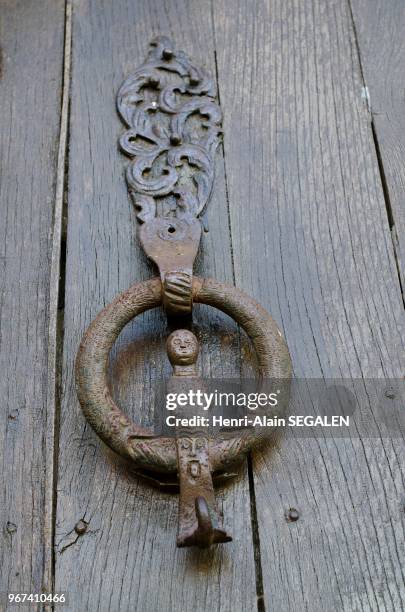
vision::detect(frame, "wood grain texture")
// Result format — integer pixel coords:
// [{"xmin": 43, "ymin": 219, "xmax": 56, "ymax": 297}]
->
[
  {"xmin": 350, "ymin": 0, "xmax": 405, "ymax": 296},
  {"xmin": 55, "ymin": 1, "xmax": 256, "ymax": 610},
  {"xmin": 0, "ymin": 0, "xmax": 65, "ymax": 600},
  {"xmin": 213, "ymin": 0, "xmax": 404, "ymax": 610}
]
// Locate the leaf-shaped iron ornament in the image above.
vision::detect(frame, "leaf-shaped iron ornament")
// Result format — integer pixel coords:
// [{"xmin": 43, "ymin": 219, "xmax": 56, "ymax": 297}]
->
[
  {"xmin": 116, "ymin": 36, "xmax": 225, "ymax": 314},
  {"xmin": 117, "ymin": 35, "xmax": 222, "ymax": 224},
  {"xmin": 76, "ymin": 37, "xmax": 292, "ymax": 550}
]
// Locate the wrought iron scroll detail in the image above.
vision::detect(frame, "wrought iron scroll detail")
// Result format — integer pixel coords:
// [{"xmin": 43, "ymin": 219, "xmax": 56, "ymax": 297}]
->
[{"xmin": 117, "ymin": 36, "xmax": 222, "ymax": 224}]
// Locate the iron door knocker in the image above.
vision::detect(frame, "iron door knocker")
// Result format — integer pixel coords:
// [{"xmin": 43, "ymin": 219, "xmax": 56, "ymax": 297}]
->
[{"xmin": 76, "ymin": 37, "xmax": 292, "ymax": 549}]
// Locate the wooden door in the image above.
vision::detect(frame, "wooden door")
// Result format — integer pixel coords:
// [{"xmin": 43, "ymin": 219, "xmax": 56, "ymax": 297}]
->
[{"xmin": 1, "ymin": 1, "xmax": 404, "ymax": 610}]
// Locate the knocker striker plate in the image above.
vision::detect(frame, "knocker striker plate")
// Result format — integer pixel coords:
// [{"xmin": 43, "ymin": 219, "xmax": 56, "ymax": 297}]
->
[{"xmin": 75, "ymin": 37, "xmax": 292, "ymax": 549}]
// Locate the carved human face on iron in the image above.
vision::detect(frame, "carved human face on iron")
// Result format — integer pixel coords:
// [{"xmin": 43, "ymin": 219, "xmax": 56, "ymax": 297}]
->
[
  {"xmin": 167, "ymin": 329, "xmax": 199, "ymax": 366},
  {"xmin": 180, "ymin": 436, "xmax": 208, "ymax": 457},
  {"xmin": 75, "ymin": 36, "xmax": 291, "ymax": 550}
]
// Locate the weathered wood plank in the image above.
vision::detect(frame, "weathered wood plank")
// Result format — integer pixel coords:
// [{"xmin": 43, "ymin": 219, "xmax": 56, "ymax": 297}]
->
[
  {"xmin": 55, "ymin": 1, "xmax": 256, "ymax": 610},
  {"xmin": 0, "ymin": 0, "xmax": 65, "ymax": 600},
  {"xmin": 350, "ymin": 0, "xmax": 405, "ymax": 297},
  {"xmin": 213, "ymin": 0, "xmax": 404, "ymax": 610}
]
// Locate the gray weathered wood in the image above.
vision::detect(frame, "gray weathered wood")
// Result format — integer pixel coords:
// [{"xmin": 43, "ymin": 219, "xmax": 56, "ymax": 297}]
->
[
  {"xmin": 2, "ymin": 0, "xmax": 404, "ymax": 607},
  {"xmin": 350, "ymin": 0, "xmax": 405, "ymax": 296},
  {"xmin": 43, "ymin": 0, "xmax": 72, "ymax": 595},
  {"xmin": 213, "ymin": 0, "xmax": 404, "ymax": 610},
  {"xmin": 55, "ymin": 1, "xmax": 256, "ymax": 610},
  {"xmin": 0, "ymin": 0, "xmax": 65, "ymax": 601}
]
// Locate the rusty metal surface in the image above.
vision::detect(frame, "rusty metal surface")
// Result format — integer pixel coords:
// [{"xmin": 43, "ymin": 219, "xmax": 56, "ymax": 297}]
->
[
  {"xmin": 139, "ymin": 217, "xmax": 201, "ymax": 314},
  {"xmin": 76, "ymin": 38, "xmax": 292, "ymax": 549},
  {"xmin": 75, "ymin": 276, "xmax": 291, "ymax": 472},
  {"xmin": 75, "ymin": 276, "xmax": 291, "ymax": 546},
  {"xmin": 166, "ymin": 329, "xmax": 232, "ymax": 547},
  {"xmin": 117, "ymin": 36, "xmax": 222, "ymax": 314}
]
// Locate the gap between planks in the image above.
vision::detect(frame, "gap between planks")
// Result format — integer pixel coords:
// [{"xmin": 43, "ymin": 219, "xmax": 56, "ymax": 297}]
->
[
  {"xmin": 347, "ymin": 0, "xmax": 405, "ymax": 307},
  {"xmin": 43, "ymin": 0, "xmax": 72, "ymax": 596},
  {"xmin": 209, "ymin": 2, "xmax": 265, "ymax": 608}
]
